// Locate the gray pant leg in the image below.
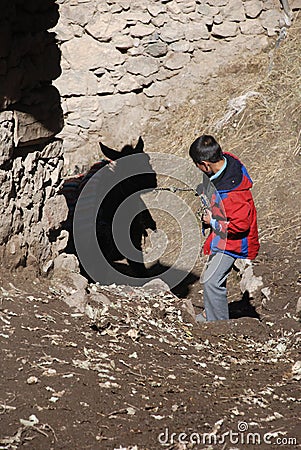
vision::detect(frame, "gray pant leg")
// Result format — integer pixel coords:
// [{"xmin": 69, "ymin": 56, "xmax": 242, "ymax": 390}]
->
[{"xmin": 202, "ymin": 253, "xmax": 236, "ymax": 321}]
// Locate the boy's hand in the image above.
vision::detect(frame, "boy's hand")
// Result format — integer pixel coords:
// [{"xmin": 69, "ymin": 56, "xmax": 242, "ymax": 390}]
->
[{"xmin": 202, "ymin": 210, "xmax": 212, "ymax": 225}]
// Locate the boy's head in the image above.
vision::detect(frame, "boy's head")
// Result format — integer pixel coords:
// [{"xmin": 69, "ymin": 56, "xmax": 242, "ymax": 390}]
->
[{"xmin": 189, "ymin": 135, "xmax": 223, "ymax": 165}]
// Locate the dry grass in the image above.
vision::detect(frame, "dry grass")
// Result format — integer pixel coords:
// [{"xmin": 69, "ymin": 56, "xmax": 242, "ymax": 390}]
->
[{"xmin": 147, "ymin": 14, "xmax": 301, "ymax": 264}]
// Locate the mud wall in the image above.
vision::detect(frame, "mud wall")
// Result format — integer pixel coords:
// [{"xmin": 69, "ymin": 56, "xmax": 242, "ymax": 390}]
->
[
  {"xmin": 0, "ymin": 0, "xmax": 68, "ymax": 274},
  {"xmin": 54, "ymin": 0, "xmax": 300, "ymax": 168}
]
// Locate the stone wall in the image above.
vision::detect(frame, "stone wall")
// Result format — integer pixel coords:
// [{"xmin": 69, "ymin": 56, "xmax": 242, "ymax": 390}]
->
[
  {"xmin": 54, "ymin": 0, "xmax": 300, "ymax": 169},
  {"xmin": 1, "ymin": 0, "xmax": 299, "ymax": 274},
  {"xmin": 0, "ymin": 0, "xmax": 68, "ymax": 274}
]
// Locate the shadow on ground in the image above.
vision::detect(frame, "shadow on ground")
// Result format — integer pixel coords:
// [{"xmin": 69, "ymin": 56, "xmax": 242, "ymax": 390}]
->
[{"xmin": 229, "ymin": 291, "xmax": 261, "ymax": 320}]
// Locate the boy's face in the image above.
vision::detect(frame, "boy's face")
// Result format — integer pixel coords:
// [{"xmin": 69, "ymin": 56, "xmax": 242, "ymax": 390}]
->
[{"xmin": 196, "ymin": 161, "xmax": 213, "ymax": 176}]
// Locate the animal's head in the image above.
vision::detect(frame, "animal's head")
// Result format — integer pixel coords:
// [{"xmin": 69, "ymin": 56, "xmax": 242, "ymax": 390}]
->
[
  {"xmin": 99, "ymin": 137, "xmax": 157, "ymax": 193},
  {"xmin": 100, "ymin": 136, "xmax": 144, "ymax": 161}
]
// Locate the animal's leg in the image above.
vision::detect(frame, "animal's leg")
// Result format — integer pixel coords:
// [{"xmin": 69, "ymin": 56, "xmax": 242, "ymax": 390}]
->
[
  {"xmin": 127, "ymin": 258, "xmax": 147, "ymax": 277},
  {"xmin": 126, "ymin": 216, "xmax": 148, "ymax": 277}
]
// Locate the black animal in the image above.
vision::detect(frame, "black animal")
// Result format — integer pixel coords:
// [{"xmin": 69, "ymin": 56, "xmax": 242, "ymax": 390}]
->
[{"xmin": 61, "ymin": 137, "xmax": 157, "ymax": 282}]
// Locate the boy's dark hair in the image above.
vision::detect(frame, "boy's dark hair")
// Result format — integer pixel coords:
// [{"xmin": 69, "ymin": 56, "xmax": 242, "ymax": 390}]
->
[{"xmin": 189, "ymin": 135, "xmax": 223, "ymax": 164}]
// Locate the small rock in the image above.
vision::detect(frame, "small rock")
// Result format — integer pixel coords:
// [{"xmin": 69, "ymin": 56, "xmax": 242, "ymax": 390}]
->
[
  {"xmin": 64, "ymin": 289, "xmax": 87, "ymax": 312},
  {"xmin": 180, "ymin": 298, "xmax": 197, "ymax": 324},
  {"xmin": 239, "ymin": 264, "xmax": 263, "ymax": 295},
  {"xmin": 261, "ymin": 287, "xmax": 271, "ymax": 301},
  {"xmin": 26, "ymin": 376, "xmax": 39, "ymax": 385},
  {"xmin": 146, "ymin": 42, "xmax": 168, "ymax": 57},
  {"xmin": 164, "ymin": 52, "xmax": 190, "ymax": 70},
  {"xmin": 244, "ymin": 0, "xmax": 263, "ymax": 18},
  {"xmin": 42, "ymin": 368, "xmax": 57, "ymax": 377},
  {"xmin": 159, "ymin": 24, "xmax": 185, "ymax": 43},
  {"xmin": 142, "ymin": 278, "xmax": 171, "ymax": 293},
  {"xmin": 130, "ymin": 24, "xmax": 156, "ymax": 38},
  {"xmin": 20, "ymin": 415, "xmax": 39, "ymax": 427},
  {"xmin": 53, "ymin": 253, "xmax": 80, "ymax": 273},
  {"xmin": 87, "ymin": 292, "xmax": 111, "ymax": 306},
  {"xmin": 42, "ymin": 259, "xmax": 53, "ymax": 274},
  {"xmin": 212, "ymin": 21, "xmax": 238, "ymax": 38},
  {"xmin": 127, "ymin": 407, "xmax": 136, "ymax": 415},
  {"xmin": 291, "ymin": 361, "xmax": 301, "ymax": 380},
  {"xmin": 292, "ymin": 0, "xmax": 301, "ymax": 9}
]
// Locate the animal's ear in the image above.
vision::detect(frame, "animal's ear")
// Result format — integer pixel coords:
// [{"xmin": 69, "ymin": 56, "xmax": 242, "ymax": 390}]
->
[
  {"xmin": 99, "ymin": 142, "xmax": 121, "ymax": 161},
  {"xmin": 135, "ymin": 136, "xmax": 144, "ymax": 153}
]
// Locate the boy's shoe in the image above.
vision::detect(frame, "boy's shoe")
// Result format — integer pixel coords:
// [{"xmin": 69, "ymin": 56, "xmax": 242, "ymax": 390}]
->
[{"xmin": 195, "ymin": 312, "xmax": 207, "ymax": 323}]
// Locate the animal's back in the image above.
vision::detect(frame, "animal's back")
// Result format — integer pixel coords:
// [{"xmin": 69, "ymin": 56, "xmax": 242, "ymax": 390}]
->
[{"xmin": 61, "ymin": 159, "xmax": 109, "ymax": 230}]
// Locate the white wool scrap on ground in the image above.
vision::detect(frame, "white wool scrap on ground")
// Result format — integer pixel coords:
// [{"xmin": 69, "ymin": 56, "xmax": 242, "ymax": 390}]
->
[{"xmin": 214, "ymin": 91, "xmax": 261, "ymax": 130}]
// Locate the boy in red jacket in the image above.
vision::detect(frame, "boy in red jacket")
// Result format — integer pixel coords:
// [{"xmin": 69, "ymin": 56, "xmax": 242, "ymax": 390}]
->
[{"xmin": 189, "ymin": 135, "xmax": 260, "ymax": 321}]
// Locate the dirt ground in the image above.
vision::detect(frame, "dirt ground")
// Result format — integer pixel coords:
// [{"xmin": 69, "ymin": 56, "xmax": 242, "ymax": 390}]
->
[
  {"xmin": 0, "ymin": 268, "xmax": 300, "ymax": 450},
  {"xmin": 1, "ymin": 16, "xmax": 301, "ymax": 450}
]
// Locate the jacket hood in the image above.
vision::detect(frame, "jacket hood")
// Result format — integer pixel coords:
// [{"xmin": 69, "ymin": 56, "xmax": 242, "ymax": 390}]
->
[{"xmin": 212, "ymin": 152, "xmax": 253, "ymax": 193}]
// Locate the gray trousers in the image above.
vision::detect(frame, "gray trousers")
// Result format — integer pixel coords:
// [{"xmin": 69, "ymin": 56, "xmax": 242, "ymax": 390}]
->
[{"xmin": 202, "ymin": 252, "xmax": 236, "ymax": 321}]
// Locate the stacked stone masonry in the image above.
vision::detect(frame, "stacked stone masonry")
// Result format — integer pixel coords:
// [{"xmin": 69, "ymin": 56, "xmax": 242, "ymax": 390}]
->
[
  {"xmin": 0, "ymin": 0, "xmax": 300, "ymax": 274},
  {"xmin": 0, "ymin": 0, "xmax": 68, "ymax": 273},
  {"xmin": 53, "ymin": 0, "xmax": 301, "ymax": 168}
]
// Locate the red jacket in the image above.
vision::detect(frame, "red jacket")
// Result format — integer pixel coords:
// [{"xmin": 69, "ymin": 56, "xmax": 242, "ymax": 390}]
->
[{"xmin": 202, "ymin": 152, "xmax": 259, "ymax": 260}]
